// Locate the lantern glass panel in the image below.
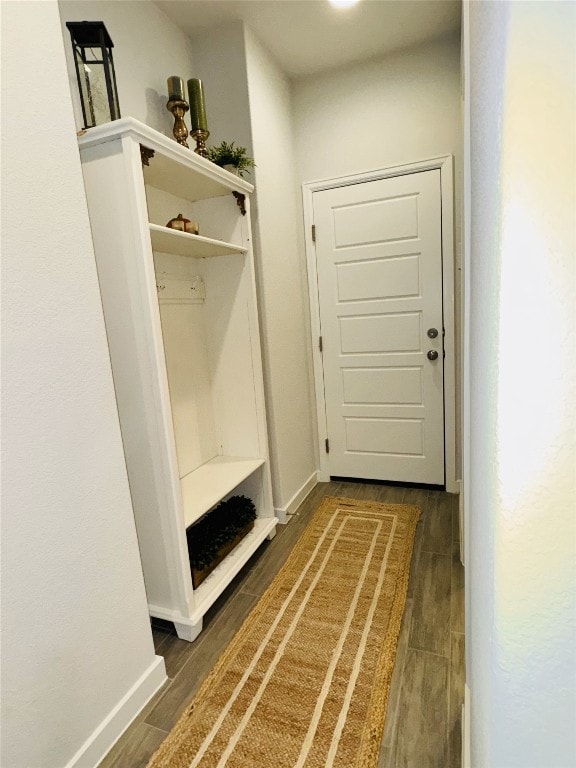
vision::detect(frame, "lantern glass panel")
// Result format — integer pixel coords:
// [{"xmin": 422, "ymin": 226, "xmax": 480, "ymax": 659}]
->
[{"xmin": 75, "ymin": 46, "xmax": 113, "ymax": 126}]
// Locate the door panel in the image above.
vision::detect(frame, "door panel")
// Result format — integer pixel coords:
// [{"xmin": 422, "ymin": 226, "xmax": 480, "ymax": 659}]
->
[
  {"xmin": 336, "ymin": 254, "xmax": 420, "ymax": 302},
  {"xmin": 333, "ymin": 194, "xmax": 419, "ymax": 246},
  {"xmin": 314, "ymin": 170, "xmax": 444, "ymax": 484},
  {"xmin": 340, "ymin": 313, "xmax": 421, "ymax": 354},
  {"xmin": 342, "ymin": 368, "xmax": 422, "ymax": 405},
  {"xmin": 344, "ymin": 417, "xmax": 424, "ymax": 454}
]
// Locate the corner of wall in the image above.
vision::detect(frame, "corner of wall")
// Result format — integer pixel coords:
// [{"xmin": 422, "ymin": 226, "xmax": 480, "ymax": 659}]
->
[{"xmin": 2, "ymin": 3, "xmax": 164, "ymax": 764}]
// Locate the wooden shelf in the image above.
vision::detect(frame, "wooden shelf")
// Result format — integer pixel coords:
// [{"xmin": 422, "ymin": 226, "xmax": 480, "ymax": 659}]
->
[
  {"xmin": 191, "ymin": 517, "xmax": 277, "ymax": 619},
  {"xmin": 149, "ymin": 224, "xmax": 246, "ymax": 259},
  {"xmin": 143, "ymin": 151, "xmax": 251, "ymax": 203},
  {"xmin": 181, "ymin": 456, "xmax": 266, "ymax": 528}
]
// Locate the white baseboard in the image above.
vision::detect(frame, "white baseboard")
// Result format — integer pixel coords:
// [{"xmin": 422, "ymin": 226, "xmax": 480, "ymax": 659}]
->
[
  {"xmin": 446, "ymin": 476, "xmax": 460, "ymax": 494},
  {"xmin": 64, "ymin": 655, "xmax": 166, "ymax": 768},
  {"xmin": 462, "ymin": 684, "xmax": 471, "ymax": 768},
  {"xmin": 274, "ymin": 472, "xmax": 318, "ymax": 523}
]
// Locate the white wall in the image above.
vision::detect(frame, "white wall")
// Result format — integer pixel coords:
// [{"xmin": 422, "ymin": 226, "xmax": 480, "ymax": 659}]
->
[
  {"xmin": 1, "ymin": 3, "xmax": 164, "ymax": 767},
  {"xmin": 190, "ymin": 21, "xmax": 253, "ymax": 152},
  {"xmin": 466, "ymin": 2, "xmax": 576, "ymax": 766},
  {"xmin": 293, "ymin": 34, "xmax": 461, "ymax": 185},
  {"xmin": 293, "ymin": 35, "xmax": 463, "ymax": 474},
  {"xmin": 244, "ymin": 28, "xmax": 317, "ymax": 513},
  {"xmin": 191, "ymin": 23, "xmax": 318, "ymax": 514},
  {"xmin": 191, "ymin": 27, "xmax": 463, "ymax": 507},
  {"xmin": 59, "ymin": 0, "xmax": 196, "ymax": 135}
]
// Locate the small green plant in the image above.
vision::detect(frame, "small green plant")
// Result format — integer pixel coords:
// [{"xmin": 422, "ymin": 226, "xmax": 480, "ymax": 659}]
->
[{"xmin": 206, "ymin": 141, "xmax": 256, "ymax": 177}]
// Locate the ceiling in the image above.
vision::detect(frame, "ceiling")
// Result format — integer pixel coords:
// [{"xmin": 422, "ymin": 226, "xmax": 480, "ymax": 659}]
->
[{"xmin": 155, "ymin": 0, "xmax": 462, "ymax": 78}]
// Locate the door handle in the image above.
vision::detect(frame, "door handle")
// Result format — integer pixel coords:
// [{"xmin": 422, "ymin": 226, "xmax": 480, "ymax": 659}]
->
[{"xmin": 427, "ymin": 350, "xmax": 439, "ymax": 361}]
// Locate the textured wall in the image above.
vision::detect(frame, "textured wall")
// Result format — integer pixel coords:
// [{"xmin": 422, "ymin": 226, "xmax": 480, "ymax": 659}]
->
[
  {"xmin": 1, "ymin": 2, "xmax": 160, "ymax": 766},
  {"xmin": 467, "ymin": 2, "xmax": 576, "ymax": 765}
]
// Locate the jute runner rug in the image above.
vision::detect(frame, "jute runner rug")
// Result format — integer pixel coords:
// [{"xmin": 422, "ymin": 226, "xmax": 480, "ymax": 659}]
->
[{"xmin": 148, "ymin": 496, "xmax": 420, "ymax": 768}]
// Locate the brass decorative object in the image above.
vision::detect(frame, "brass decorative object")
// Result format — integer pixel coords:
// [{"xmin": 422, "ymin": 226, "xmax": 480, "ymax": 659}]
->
[
  {"xmin": 232, "ymin": 192, "xmax": 247, "ymax": 216},
  {"xmin": 167, "ymin": 98, "xmax": 190, "ymax": 148},
  {"xmin": 140, "ymin": 145, "xmax": 155, "ymax": 166},
  {"xmin": 186, "ymin": 78, "xmax": 210, "ymax": 156},
  {"xmin": 191, "ymin": 128, "xmax": 210, "ymax": 158}
]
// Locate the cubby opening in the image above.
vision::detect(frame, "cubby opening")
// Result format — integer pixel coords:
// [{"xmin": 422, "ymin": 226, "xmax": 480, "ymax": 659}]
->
[{"xmin": 149, "ymin": 189, "xmax": 265, "ymax": 528}]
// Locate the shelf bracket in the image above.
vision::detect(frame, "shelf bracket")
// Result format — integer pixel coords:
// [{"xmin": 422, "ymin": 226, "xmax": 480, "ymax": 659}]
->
[
  {"xmin": 232, "ymin": 191, "xmax": 246, "ymax": 216},
  {"xmin": 140, "ymin": 144, "xmax": 155, "ymax": 166}
]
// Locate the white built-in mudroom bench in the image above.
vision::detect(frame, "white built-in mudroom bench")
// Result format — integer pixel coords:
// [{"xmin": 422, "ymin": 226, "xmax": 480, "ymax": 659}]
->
[{"xmin": 78, "ymin": 118, "xmax": 277, "ymax": 642}]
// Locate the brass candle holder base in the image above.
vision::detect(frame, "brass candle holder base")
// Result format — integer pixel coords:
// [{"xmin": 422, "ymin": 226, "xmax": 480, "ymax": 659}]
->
[
  {"xmin": 167, "ymin": 98, "xmax": 189, "ymax": 148},
  {"xmin": 191, "ymin": 129, "xmax": 209, "ymax": 157}
]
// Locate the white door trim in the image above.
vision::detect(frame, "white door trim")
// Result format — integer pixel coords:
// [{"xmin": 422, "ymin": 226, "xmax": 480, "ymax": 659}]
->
[{"xmin": 302, "ymin": 155, "xmax": 457, "ymax": 492}]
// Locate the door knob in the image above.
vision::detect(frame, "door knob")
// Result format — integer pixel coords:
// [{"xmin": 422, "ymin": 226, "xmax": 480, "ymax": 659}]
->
[
  {"xmin": 427, "ymin": 328, "xmax": 439, "ymax": 339},
  {"xmin": 427, "ymin": 350, "xmax": 439, "ymax": 361}
]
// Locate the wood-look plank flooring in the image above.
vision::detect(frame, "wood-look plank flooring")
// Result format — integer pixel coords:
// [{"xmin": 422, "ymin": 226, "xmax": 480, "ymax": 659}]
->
[{"xmin": 98, "ymin": 481, "xmax": 464, "ymax": 768}]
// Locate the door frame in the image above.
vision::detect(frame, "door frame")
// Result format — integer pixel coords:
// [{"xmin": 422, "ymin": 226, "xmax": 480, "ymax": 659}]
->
[{"xmin": 302, "ymin": 155, "xmax": 457, "ymax": 492}]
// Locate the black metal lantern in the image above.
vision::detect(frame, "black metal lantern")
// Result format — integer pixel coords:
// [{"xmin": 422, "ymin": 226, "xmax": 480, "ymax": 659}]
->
[{"xmin": 66, "ymin": 21, "xmax": 121, "ymax": 129}]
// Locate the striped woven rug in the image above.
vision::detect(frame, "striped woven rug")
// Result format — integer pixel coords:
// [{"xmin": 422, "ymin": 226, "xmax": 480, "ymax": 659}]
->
[{"xmin": 148, "ymin": 496, "xmax": 420, "ymax": 768}]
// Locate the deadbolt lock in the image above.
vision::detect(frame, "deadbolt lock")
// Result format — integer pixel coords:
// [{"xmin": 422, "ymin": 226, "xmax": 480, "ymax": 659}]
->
[{"xmin": 427, "ymin": 328, "xmax": 439, "ymax": 339}]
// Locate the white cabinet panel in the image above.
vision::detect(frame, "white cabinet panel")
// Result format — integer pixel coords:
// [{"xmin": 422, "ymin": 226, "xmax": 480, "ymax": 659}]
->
[
  {"xmin": 78, "ymin": 118, "xmax": 276, "ymax": 642},
  {"xmin": 159, "ymin": 302, "xmax": 217, "ymax": 476}
]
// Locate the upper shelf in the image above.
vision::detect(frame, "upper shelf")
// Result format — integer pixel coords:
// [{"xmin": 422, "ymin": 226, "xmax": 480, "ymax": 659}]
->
[{"xmin": 77, "ymin": 117, "xmax": 254, "ymax": 203}]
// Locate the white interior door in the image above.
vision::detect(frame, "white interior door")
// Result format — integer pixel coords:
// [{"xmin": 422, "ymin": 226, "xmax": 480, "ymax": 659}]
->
[{"xmin": 313, "ymin": 170, "xmax": 445, "ymax": 485}]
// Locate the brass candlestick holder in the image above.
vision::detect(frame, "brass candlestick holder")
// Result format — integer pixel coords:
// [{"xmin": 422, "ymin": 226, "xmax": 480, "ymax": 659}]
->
[
  {"xmin": 166, "ymin": 98, "xmax": 189, "ymax": 148},
  {"xmin": 191, "ymin": 128, "xmax": 209, "ymax": 157}
]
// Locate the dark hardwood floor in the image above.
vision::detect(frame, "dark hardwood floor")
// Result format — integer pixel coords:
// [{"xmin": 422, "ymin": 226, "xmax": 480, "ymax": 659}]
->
[{"xmin": 98, "ymin": 480, "xmax": 464, "ymax": 768}]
